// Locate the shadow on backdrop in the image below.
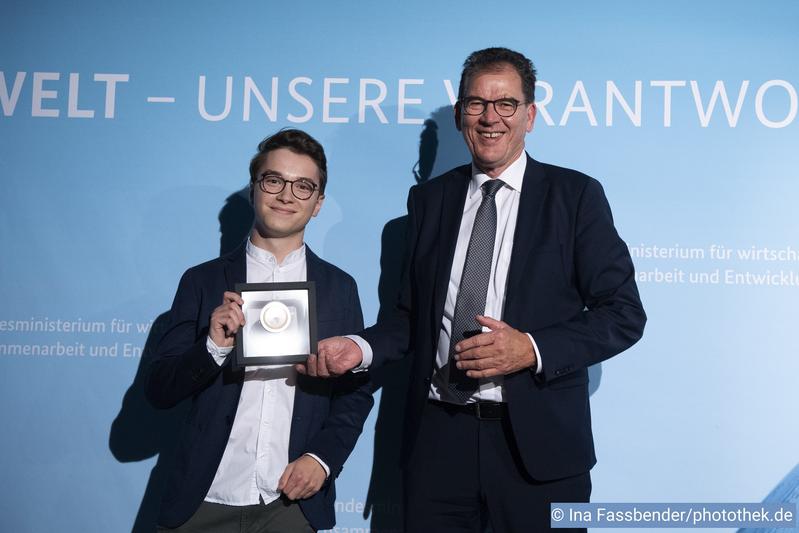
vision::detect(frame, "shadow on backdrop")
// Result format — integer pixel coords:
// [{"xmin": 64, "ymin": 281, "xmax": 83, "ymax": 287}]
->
[
  {"xmin": 109, "ymin": 188, "xmax": 253, "ymax": 533},
  {"xmin": 363, "ymin": 106, "xmax": 603, "ymax": 532},
  {"xmin": 363, "ymin": 106, "xmax": 467, "ymax": 533}
]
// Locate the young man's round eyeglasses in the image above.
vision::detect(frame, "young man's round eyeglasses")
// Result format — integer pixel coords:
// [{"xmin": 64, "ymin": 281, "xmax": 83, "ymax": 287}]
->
[{"xmin": 256, "ymin": 174, "xmax": 319, "ymax": 200}]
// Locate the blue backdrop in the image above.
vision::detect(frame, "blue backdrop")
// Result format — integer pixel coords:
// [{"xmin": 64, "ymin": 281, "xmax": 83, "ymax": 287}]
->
[{"xmin": 2, "ymin": 2, "xmax": 798, "ymax": 532}]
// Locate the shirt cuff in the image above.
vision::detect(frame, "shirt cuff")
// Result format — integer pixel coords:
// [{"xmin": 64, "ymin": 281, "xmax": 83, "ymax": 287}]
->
[
  {"xmin": 304, "ymin": 453, "xmax": 331, "ymax": 478},
  {"xmin": 344, "ymin": 335, "xmax": 373, "ymax": 372},
  {"xmin": 206, "ymin": 336, "xmax": 233, "ymax": 367},
  {"xmin": 525, "ymin": 333, "xmax": 543, "ymax": 375}
]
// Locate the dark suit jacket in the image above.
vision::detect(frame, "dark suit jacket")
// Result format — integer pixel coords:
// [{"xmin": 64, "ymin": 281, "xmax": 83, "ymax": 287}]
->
[
  {"xmin": 361, "ymin": 155, "xmax": 646, "ymax": 481},
  {"xmin": 145, "ymin": 244, "xmax": 373, "ymax": 530}
]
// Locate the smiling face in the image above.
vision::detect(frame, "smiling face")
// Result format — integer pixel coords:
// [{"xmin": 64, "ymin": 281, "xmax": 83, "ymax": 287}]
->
[
  {"xmin": 250, "ymin": 148, "xmax": 324, "ymax": 249},
  {"xmin": 455, "ymin": 64, "xmax": 536, "ymax": 178}
]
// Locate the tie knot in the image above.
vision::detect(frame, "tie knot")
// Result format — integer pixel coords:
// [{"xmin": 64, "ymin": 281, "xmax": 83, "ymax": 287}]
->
[{"xmin": 481, "ymin": 179, "xmax": 505, "ymax": 198}]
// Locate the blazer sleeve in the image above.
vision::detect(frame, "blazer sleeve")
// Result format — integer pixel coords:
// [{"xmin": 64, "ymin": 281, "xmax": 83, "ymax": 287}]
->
[
  {"xmin": 144, "ymin": 268, "xmax": 224, "ymax": 409},
  {"xmin": 531, "ymin": 177, "xmax": 646, "ymax": 381},
  {"xmin": 359, "ymin": 185, "xmax": 420, "ymax": 369},
  {"xmin": 305, "ymin": 275, "xmax": 375, "ymax": 477}
]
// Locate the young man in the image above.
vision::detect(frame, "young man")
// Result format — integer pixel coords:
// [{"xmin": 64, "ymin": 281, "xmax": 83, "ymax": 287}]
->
[{"xmin": 146, "ymin": 129, "xmax": 373, "ymax": 532}]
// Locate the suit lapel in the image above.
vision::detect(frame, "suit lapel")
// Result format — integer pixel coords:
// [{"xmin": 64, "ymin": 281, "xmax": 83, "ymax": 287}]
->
[
  {"xmin": 291, "ymin": 246, "xmax": 322, "ymax": 455},
  {"xmin": 217, "ymin": 243, "xmax": 248, "ymax": 406},
  {"xmin": 223, "ymin": 242, "xmax": 248, "ymax": 289},
  {"xmin": 504, "ymin": 156, "xmax": 550, "ymax": 318},
  {"xmin": 431, "ymin": 167, "xmax": 470, "ymax": 341},
  {"xmin": 305, "ymin": 246, "xmax": 321, "ymax": 284}
]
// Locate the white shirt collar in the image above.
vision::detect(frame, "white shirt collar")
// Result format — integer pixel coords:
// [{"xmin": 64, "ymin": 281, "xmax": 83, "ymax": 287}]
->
[
  {"xmin": 469, "ymin": 150, "xmax": 528, "ymax": 198},
  {"xmin": 245, "ymin": 238, "xmax": 306, "ymax": 268}
]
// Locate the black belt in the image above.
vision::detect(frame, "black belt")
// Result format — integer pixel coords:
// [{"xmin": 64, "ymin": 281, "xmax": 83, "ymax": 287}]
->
[{"xmin": 429, "ymin": 399, "xmax": 508, "ymax": 420}]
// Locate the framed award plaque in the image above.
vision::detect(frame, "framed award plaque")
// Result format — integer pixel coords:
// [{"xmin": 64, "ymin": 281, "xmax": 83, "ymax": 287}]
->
[{"xmin": 234, "ymin": 281, "xmax": 317, "ymax": 366}]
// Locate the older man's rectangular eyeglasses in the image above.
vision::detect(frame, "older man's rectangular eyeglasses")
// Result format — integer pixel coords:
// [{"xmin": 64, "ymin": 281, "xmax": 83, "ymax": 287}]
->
[{"xmin": 461, "ymin": 97, "xmax": 525, "ymax": 117}]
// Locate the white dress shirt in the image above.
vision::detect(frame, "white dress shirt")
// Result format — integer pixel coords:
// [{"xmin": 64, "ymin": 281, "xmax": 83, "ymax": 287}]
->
[
  {"xmin": 352, "ymin": 151, "xmax": 542, "ymax": 403},
  {"xmin": 204, "ymin": 239, "xmax": 328, "ymax": 507}
]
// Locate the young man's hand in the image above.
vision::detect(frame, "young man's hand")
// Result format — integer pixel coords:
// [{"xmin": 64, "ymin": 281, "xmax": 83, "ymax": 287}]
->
[
  {"xmin": 278, "ymin": 455, "xmax": 326, "ymax": 500},
  {"xmin": 209, "ymin": 291, "xmax": 245, "ymax": 347}
]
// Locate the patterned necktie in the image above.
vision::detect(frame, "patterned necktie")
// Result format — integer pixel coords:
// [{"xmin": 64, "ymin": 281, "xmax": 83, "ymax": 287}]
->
[{"xmin": 447, "ymin": 178, "xmax": 505, "ymax": 402}]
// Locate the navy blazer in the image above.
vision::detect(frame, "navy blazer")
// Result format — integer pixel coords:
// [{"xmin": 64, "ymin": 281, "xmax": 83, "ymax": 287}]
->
[
  {"xmin": 362, "ymin": 155, "xmax": 646, "ymax": 481},
  {"xmin": 145, "ymin": 244, "xmax": 373, "ymax": 530}
]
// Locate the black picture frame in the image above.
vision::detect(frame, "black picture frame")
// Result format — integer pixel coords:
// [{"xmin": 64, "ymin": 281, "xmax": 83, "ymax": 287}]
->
[{"xmin": 234, "ymin": 281, "xmax": 317, "ymax": 366}]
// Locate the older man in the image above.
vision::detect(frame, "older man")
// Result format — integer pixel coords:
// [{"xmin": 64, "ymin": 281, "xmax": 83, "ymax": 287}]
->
[{"xmin": 303, "ymin": 48, "xmax": 646, "ymax": 532}]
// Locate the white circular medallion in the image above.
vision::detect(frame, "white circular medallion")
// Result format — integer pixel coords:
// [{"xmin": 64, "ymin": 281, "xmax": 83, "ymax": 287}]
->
[{"xmin": 260, "ymin": 301, "xmax": 291, "ymax": 333}]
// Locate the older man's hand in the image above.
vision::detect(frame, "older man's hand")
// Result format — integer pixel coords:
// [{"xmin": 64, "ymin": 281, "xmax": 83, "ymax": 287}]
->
[
  {"xmin": 454, "ymin": 315, "xmax": 537, "ymax": 378},
  {"xmin": 295, "ymin": 336, "xmax": 363, "ymax": 378}
]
